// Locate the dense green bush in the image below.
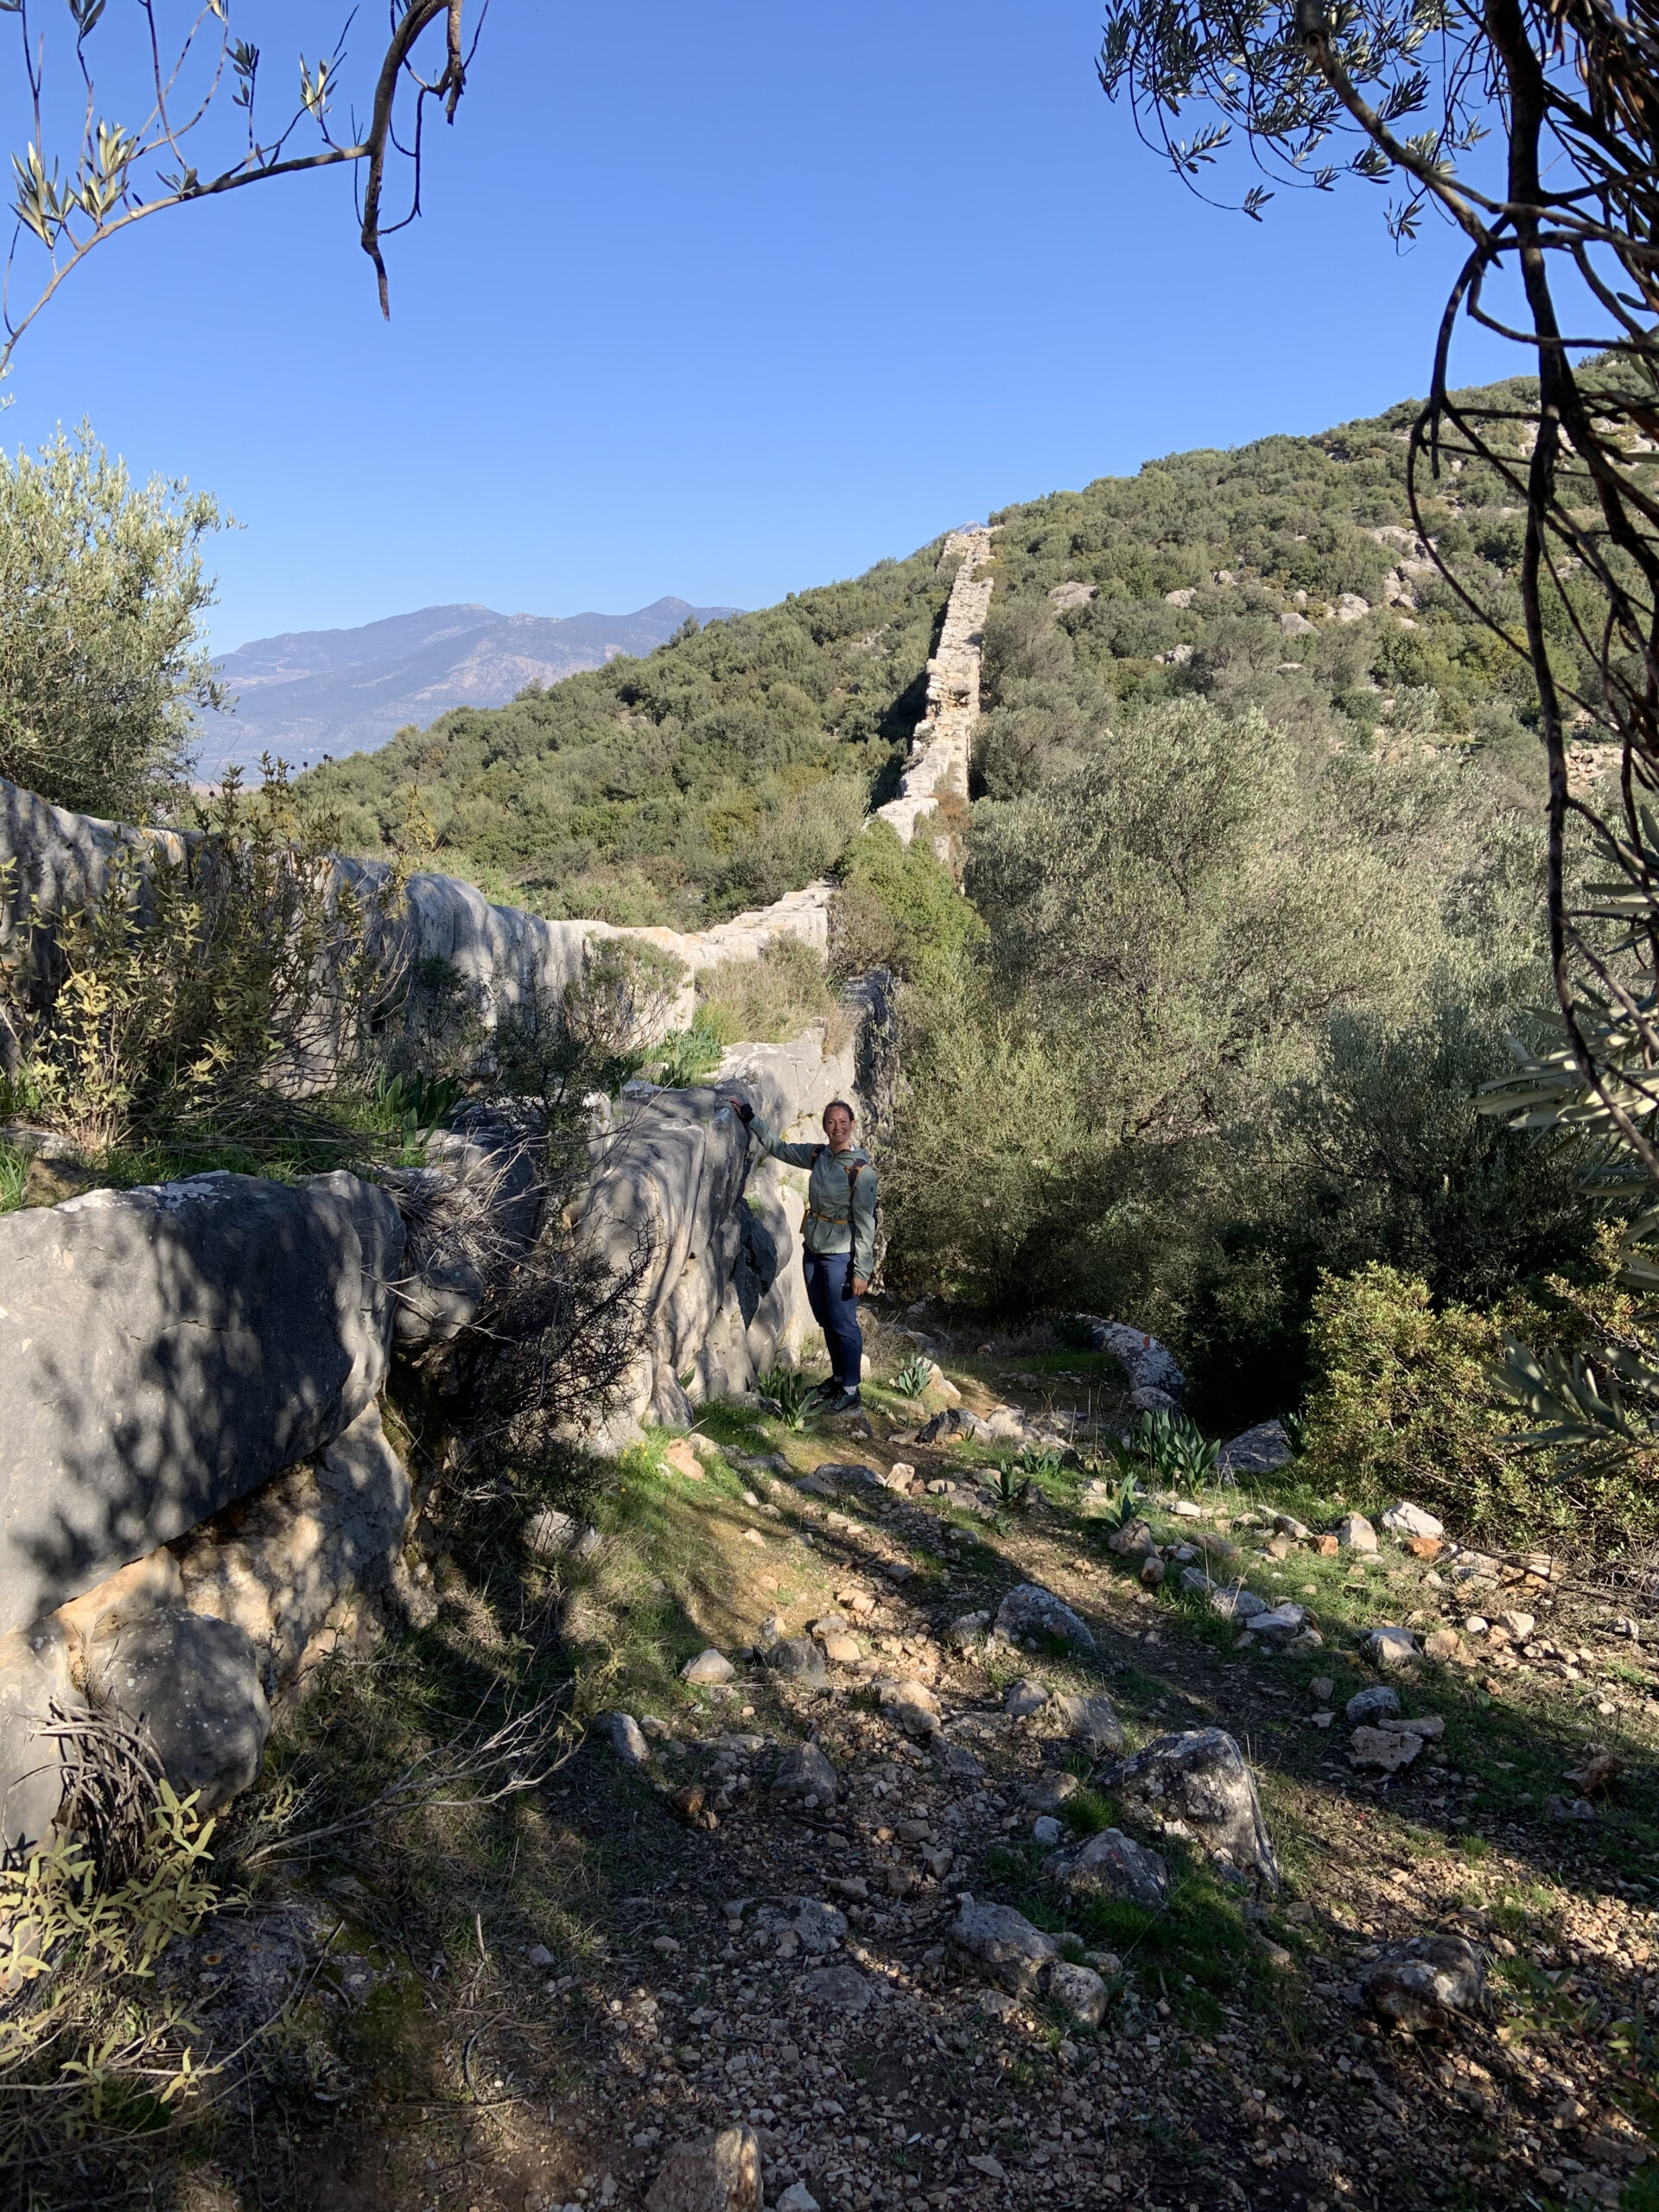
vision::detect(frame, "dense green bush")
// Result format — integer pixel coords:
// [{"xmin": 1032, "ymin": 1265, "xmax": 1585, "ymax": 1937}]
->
[
  {"xmin": 828, "ymin": 819, "xmax": 983, "ymax": 983},
  {"xmin": 885, "ymin": 692, "xmax": 1537, "ymax": 1320},
  {"xmin": 1178, "ymin": 997, "xmax": 1596, "ymax": 1421},
  {"xmin": 0, "ymin": 767, "xmax": 396, "ymax": 1168},
  {"xmin": 1300, "ymin": 1255, "xmax": 1659, "ymax": 1551},
  {"xmin": 0, "ymin": 427, "xmax": 223, "ymax": 823}
]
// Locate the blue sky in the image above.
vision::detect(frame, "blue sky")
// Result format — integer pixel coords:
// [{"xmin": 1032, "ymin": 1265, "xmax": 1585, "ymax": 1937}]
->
[{"xmin": 0, "ymin": 1, "xmax": 1520, "ymax": 652}]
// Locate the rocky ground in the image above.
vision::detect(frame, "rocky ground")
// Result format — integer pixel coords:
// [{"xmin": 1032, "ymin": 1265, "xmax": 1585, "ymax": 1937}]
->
[{"xmin": 60, "ymin": 1336, "xmax": 1659, "ymax": 2212}]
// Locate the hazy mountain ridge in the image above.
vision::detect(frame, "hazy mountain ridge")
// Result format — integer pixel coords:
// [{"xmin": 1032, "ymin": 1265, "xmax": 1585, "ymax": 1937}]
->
[{"xmin": 198, "ymin": 595, "xmax": 741, "ymax": 774}]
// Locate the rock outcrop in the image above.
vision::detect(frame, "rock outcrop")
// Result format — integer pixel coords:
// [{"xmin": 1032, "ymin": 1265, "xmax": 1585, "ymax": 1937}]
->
[
  {"xmin": 0, "ymin": 772, "xmax": 831, "ymax": 1054},
  {"xmin": 875, "ymin": 528, "xmax": 995, "ymax": 851},
  {"xmin": 0, "ymin": 1169, "xmax": 404, "ymax": 1637},
  {"xmin": 578, "ymin": 1014, "xmax": 867, "ymax": 1444}
]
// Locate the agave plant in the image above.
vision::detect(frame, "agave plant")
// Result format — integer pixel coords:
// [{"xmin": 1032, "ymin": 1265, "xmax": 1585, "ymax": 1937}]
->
[
  {"xmin": 990, "ymin": 1461, "xmax": 1032, "ymax": 1510},
  {"xmin": 889, "ymin": 1353, "xmax": 935, "ymax": 1399},
  {"xmin": 1010, "ymin": 1443, "xmax": 1065, "ymax": 1484},
  {"xmin": 756, "ymin": 1366, "xmax": 815, "ymax": 1430},
  {"xmin": 1105, "ymin": 1408, "xmax": 1219, "ymax": 1489},
  {"xmin": 1137, "ymin": 1408, "xmax": 1220, "ymax": 1487}
]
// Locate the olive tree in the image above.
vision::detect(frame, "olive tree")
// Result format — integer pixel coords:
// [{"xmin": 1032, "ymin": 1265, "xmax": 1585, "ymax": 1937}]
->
[
  {"xmin": 0, "ymin": 0, "xmax": 482, "ymax": 367},
  {"xmin": 1097, "ymin": 0, "xmax": 1659, "ymax": 1445},
  {"xmin": 1098, "ymin": 0, "xmax": 1659, "ymax": 1148},
  {"xmin": 0, "ymin": 424, "xmax": 221, "ymax": 817}
]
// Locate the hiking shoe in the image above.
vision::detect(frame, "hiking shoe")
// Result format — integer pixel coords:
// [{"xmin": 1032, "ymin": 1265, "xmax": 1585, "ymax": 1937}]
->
[
  {"xmin": 800, "ymin": 1380, "xmax": 839, "ymax": 1411},
  {"xmin": 825, "ymin": 1387, "xmax": 862, "ymax": 1413}
]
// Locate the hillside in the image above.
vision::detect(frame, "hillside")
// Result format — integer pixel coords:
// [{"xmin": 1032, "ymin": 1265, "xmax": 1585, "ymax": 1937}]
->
[
  {"xmin": 300, "ymin": 382, "xmax": 1547, "ymax": 929},
  {"xmin": 196, "ymin": 595, "xmax": 741, "ymax": 778}
]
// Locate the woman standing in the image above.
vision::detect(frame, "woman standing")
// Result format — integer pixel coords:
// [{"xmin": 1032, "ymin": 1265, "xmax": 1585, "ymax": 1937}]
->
[{"xmin": 726, "ymin": 1094, "xmax": 875, "ymax": 1413}]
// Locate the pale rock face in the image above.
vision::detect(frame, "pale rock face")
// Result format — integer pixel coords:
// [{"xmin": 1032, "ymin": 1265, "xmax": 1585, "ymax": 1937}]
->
[
  {"xmin": 0, "ymin": 1168, "xmax": 404, "ymax": 1636},
  {"xmin": 1096, "ymin": 1728, "xmax": 1281, "ymax": 1891},
  {"xmin": 1379, "ymin": 1501, "xmax": 1445, "ymax": 1541},
  {"xmin": 1337, "ymin": 1514, "xmax": 1379, "ymax": 1553},
  {"xmin": 645, "ymin": 2125, "xmax": 763, "ymax": 2212}
]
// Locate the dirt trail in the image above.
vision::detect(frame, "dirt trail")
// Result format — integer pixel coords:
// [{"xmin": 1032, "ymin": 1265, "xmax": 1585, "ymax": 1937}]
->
[{"xmin": 129, "ymin": 1351, "xmax": 1659, "ymax": 2212}]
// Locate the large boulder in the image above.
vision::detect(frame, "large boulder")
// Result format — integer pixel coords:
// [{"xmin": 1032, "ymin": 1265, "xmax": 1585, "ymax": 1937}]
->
[
  {"xmin": 645, "ymin": 2126, "xmax": 763, "ymax": 2212},
  {"xmin": 995, "ymin": 1584, "xmax": 1096, "ymax": 1653},
  {"xmin": 950, "ymin": 1898, "xmax": 1058, "ymax": 1993},
  {"xmin": 1218, "ymin": 1421, "xmax": 1292, "ymax": 1478},
  {"xmin": 1078, "ymin": 1320, "xmax": 1185, "ymax": 1399},
  {"xmin": 1046, "ymin": 1827, "xmax": 1170, "ymax": 1909},
  {"xmin": 1361, "ymin": 1935, "xmax": 1486, "ymax": 2031},
  {"xmin": 96, "ymin": 1607, "xmax": 271, "ymax": 1812},
  {"xmin": 175, "ymin": 1400, "xmax": 415, "ymax": 1691},
  {"xmin": 0, "ymin": 1170, "xmax": 404, "ymax": 1635},
  {"xmin": 1096, "ymin": 1728, "xmax": 1281, "ymax": 1891}
]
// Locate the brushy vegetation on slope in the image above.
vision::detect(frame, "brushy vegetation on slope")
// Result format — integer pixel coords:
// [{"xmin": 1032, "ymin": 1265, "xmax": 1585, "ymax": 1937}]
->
[
  {"xmin": 299, "ymin": 558, "xmax": 953, "ymax": 929},
  {"xmin": 296, "ymin": 381, "xmax": 1550, "ymax": 930}
]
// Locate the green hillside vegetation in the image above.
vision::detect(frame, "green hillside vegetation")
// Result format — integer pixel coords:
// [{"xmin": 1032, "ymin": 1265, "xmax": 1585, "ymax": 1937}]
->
[
  {"xmin": 298, "ymin": 379, "xmax": 1552, "ymax": 929},
  {"xmin": 302, "ymin": 557, "xmax": 954, "ymax": 929},
  {"xmin": 286, "ymin": 378, "xmax": 1605, "ymax": 1435}
]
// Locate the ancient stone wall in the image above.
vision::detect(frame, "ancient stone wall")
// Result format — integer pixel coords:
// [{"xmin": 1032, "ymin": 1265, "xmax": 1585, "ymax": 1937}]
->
[
  {"xmin": 0, "ymin": 723, "xmax": 882, "ymax": 1843},
  {"xmin": 0, "ymin": 774, "xmax": 830, "ymax": 1049},
  {"xmin": 874, "ymin": 526, "xmax": 995, "ymax": 849}
]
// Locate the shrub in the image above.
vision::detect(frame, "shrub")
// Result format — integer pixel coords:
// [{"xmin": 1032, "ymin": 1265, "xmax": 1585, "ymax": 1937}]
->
[
  {"xmin": 0, "ymin": 425, "xmax": 223, "ymax": 823},
  {"xmin": 1179, "ymin": 996, "xmax": 1595, "ymax": 1424},
  {"xmin": 829, "ymin": 819, "xmax": 984, "ymax": 983},
  {"xmin": 711, "ymin": 776, "xmax": 868, "ymax": 912},
  {"xmin": 650, "ymin": 1023, "xmax": 726, "ymax": 1088},
  {"xmin": 0, "ymin": 764, "xmax": 397, "ymax": 1165},
  {"xmin": 562, "ymin": 937, "xmax": 686, "ymax": 1055},
  {"xmin": 695, "ymin": 937, "xmax": 836, "ymax": 1046},
  {"xmin": 1300, "ymin": 1255, "xmax": 1659, "ymax": 1550}
]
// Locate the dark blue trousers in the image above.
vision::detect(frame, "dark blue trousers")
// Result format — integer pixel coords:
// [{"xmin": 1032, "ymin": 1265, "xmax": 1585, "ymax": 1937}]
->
[{"xmin": 803, "ymin": 1249, "xmax": 862, "ymax": 1390}]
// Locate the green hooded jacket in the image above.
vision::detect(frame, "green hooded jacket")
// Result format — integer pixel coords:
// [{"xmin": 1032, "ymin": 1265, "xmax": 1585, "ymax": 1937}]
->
[{"xmin": 747, "ymin": 1118, "xmax": 876, "ymax": 1282}]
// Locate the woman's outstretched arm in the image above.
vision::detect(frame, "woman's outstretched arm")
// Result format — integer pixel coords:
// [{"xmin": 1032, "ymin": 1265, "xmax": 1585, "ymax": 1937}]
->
[{"xmin": 724, "ymin": 1096, "xmax": 821, "ymax": 1169}]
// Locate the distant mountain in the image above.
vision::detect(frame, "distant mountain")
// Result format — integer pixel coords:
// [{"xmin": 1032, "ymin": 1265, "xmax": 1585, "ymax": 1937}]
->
[{"xmin": 194, "ymin": 596, "xmax": 741, "ymax": 775}]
